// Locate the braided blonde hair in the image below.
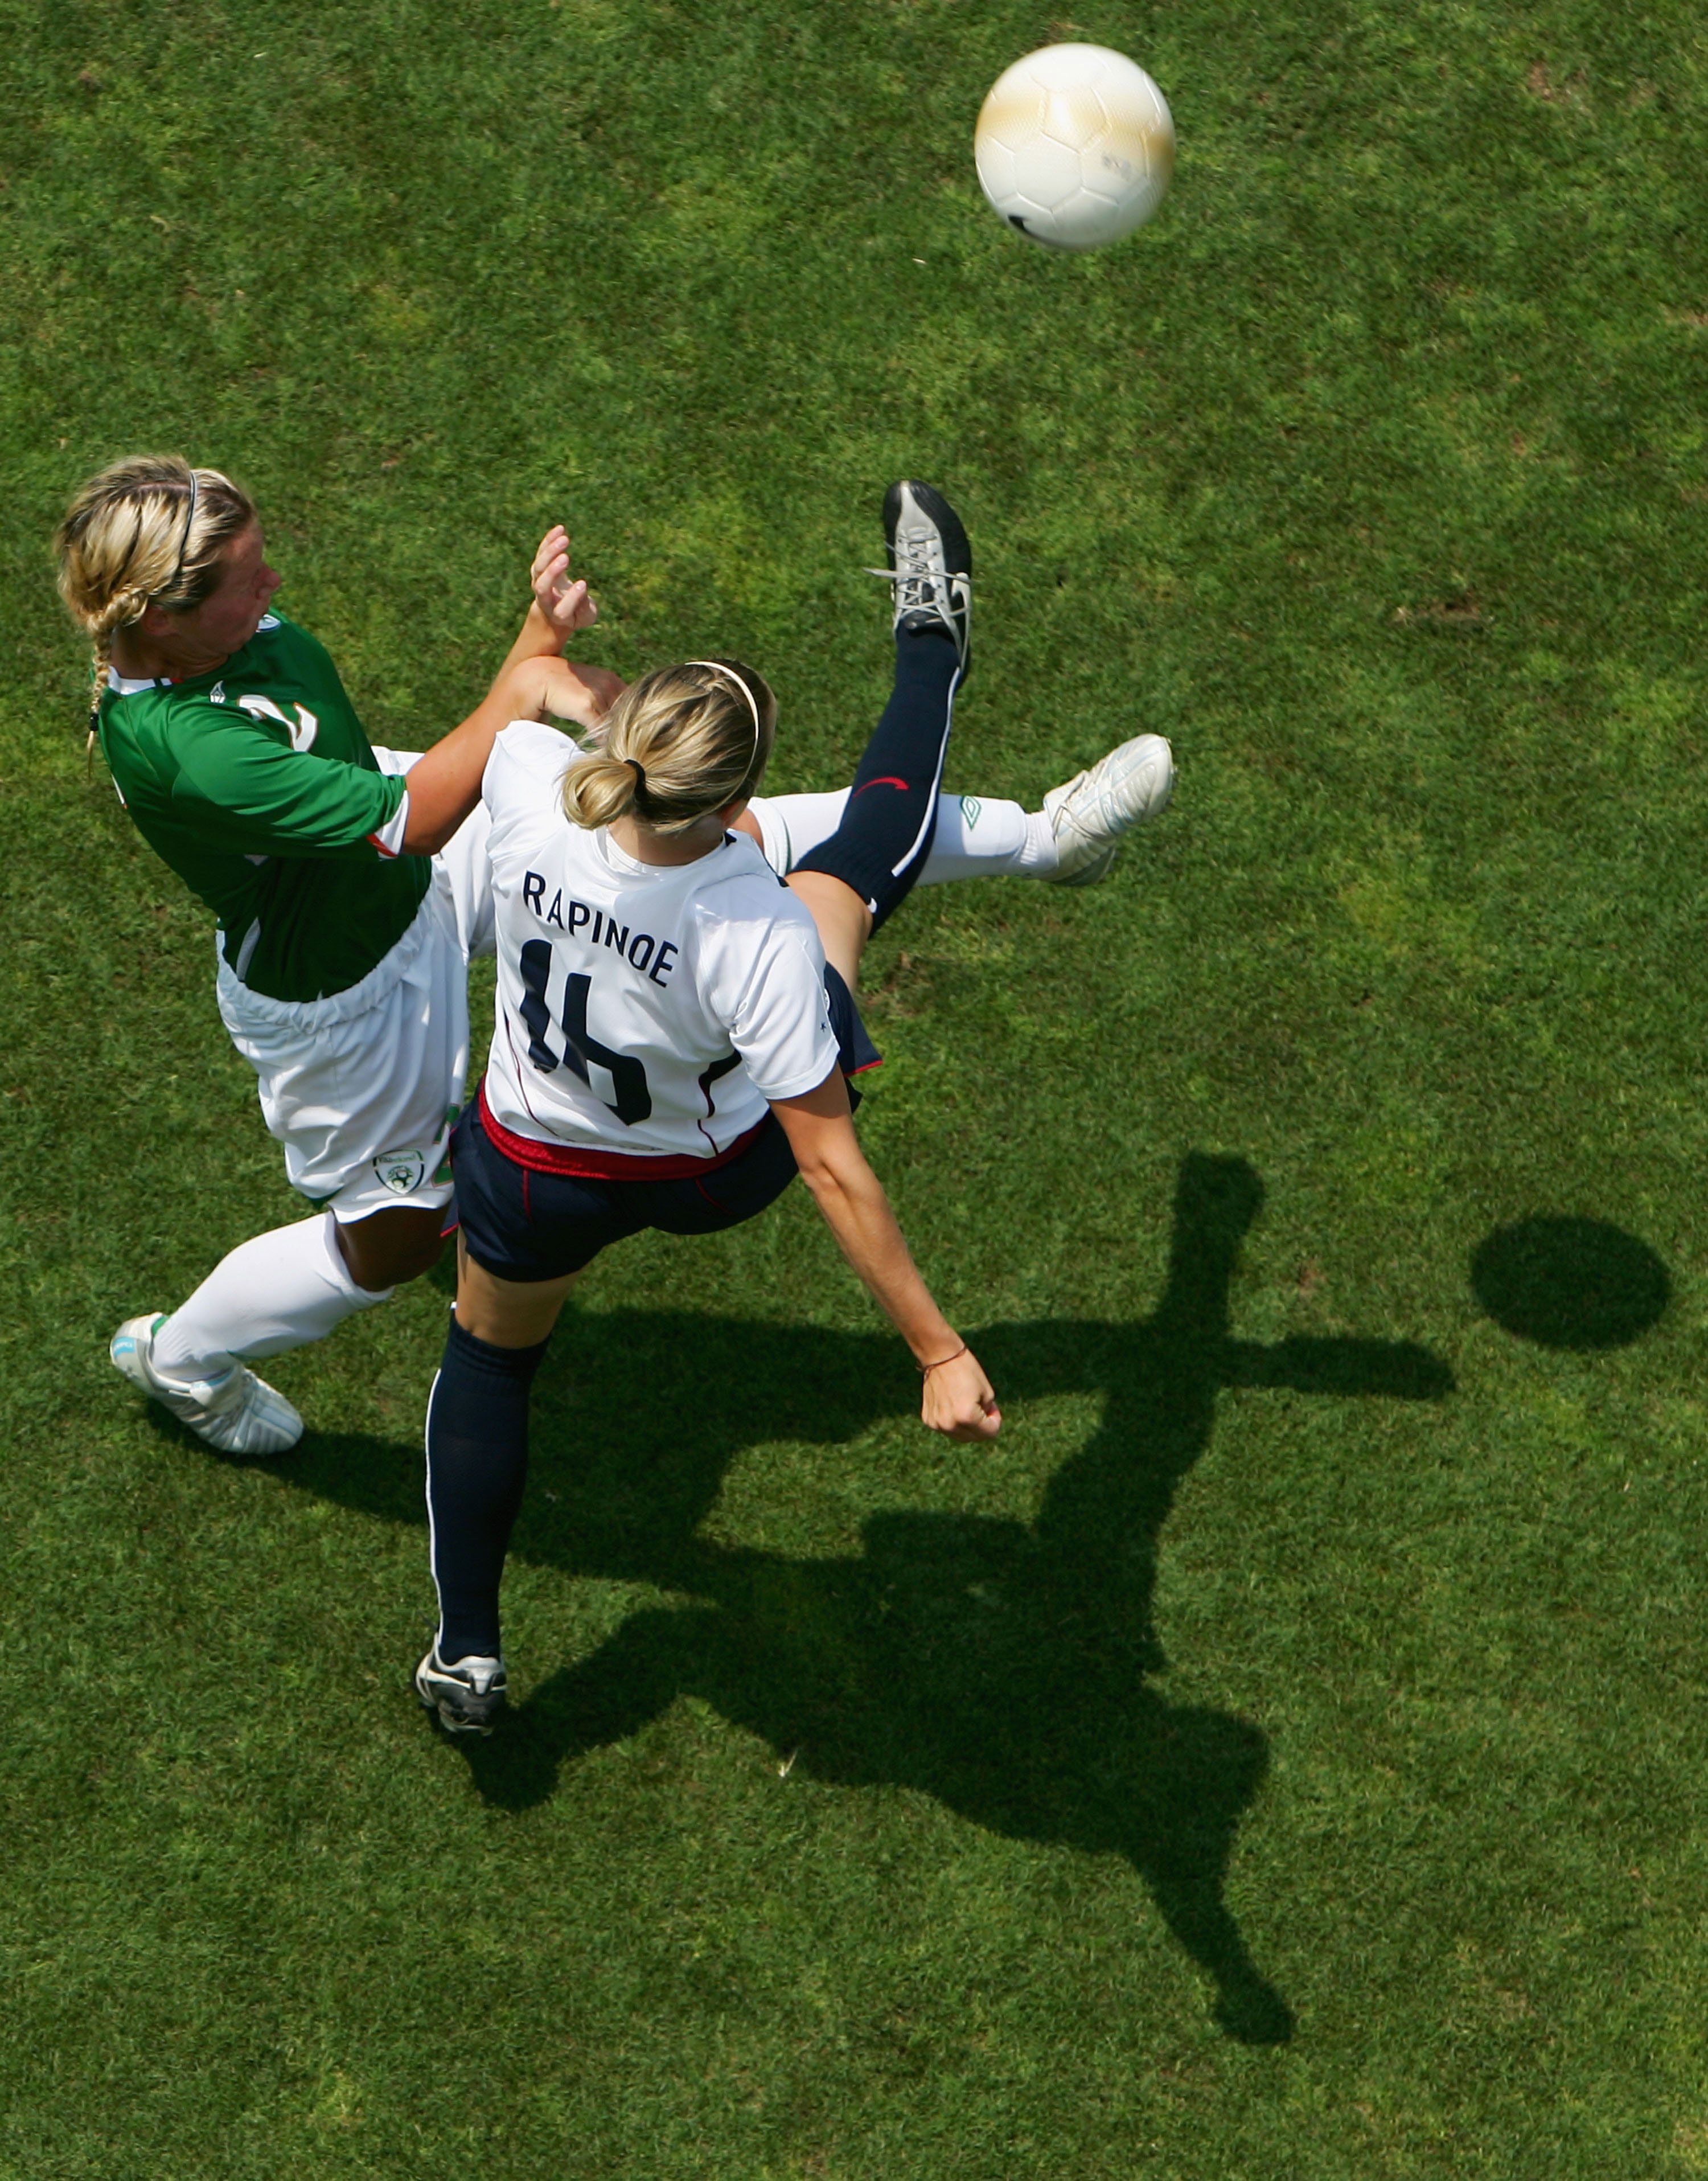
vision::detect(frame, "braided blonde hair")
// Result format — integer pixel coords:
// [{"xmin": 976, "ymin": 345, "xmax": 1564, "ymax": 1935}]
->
[
  {"xmin": 562, "ymin": 659, "xmax": 775, "ymax": 837},
  {"xmin": 54, "ymin": 455, "xmax": 257, "ymax": 736}
]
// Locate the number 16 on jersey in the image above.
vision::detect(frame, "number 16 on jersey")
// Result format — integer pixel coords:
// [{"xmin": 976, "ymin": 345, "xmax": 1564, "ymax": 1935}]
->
[{"xmin": 517, "ymin": 939, "xmax": 653, "ymax": 1126}]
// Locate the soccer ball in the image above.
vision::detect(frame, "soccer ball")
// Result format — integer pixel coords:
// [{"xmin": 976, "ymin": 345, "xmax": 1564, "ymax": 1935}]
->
[{"xmin": 974, "ymin": 45, "xmax": 1175, "ymax": 252}]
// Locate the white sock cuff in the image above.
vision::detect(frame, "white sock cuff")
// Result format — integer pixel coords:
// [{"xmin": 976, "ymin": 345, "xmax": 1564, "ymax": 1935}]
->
[
  {"xmin": 1015, "ymin": 809, "xmax": 1061, "ymax": 876},
  {"xmin": 745, "ymin": 789, "xmax": 852, "ymax": 877},
  {"xmin": 752, "ymin": 788, "xmax": 1058, "ymax": 884},
  {"xmin": 744, "ymin": 794, "xmax": 792, "ymax": 876}
]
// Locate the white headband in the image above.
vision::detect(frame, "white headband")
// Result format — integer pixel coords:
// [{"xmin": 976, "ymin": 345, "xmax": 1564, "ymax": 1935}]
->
[
  {"xmin": 687, "ymin": 659, "xmax": 762, "ymax": 748},
  {"xmin": 168, "ymin": 470, "xmax": 200, "ymax": 593}
]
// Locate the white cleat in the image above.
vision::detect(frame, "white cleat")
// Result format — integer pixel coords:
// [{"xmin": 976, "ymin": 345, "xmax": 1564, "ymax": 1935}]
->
[
  {"xmin": 109, "ymin": 1314, "xmax": 303, "ymax": 1458},
  {"xmin": 1042, "ymin": 733, "xmax": 1175, "ymax": 887},
  {"xmin": 416, "ymin": 1646, "xmax": 508, "ymax": 1734}
]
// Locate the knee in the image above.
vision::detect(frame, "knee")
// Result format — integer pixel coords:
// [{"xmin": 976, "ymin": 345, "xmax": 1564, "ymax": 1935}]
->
[
  {"xmin": 383, "ymin": 1229, "xmax": 449, "ymax": 1288},
  {"xmin": 335, "ymin": 1212, "xmax": 448, "ymax": 1292}
]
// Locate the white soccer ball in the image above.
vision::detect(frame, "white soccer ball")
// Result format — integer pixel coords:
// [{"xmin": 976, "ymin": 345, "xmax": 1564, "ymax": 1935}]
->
[{"xmin": 974, "ymin": 44, "xmax": 1175, "ymax": 252}]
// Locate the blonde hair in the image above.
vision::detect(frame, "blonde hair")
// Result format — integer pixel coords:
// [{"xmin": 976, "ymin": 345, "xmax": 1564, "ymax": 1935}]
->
[
  {"xmin": 54, "ymin": 455, "xmax": 257, "ymax": 728},
  {"xmin": 562, "ymin": 659, "xmax": 775, "ymax": 836}
]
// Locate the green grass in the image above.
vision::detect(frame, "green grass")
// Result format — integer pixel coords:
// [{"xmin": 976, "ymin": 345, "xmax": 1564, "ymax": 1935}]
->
[{"xmin": 5, "ymin": 0, "xmax": 1708, "ymax": 2171}]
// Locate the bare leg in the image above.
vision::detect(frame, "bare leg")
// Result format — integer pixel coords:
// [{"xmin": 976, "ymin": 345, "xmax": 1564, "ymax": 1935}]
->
[
  {"xmin": 785, "ymin": 870, "xmax": 873, "ymax": 994},
  {"xmin": 335, "ymin": 1202, "xmax": 450, "ymax": 1290},
  {"xmin": 454, "ymin": 1235, "xmax": 580, "ymax": 1347}
]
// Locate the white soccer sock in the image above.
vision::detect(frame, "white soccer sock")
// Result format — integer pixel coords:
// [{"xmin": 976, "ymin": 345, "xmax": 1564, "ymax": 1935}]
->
[
  {"xmin": 747, "ymin": 789, "xmax": 845, "ymax": 876},
  {"xmin": 748, "ymin": 790, "xmax": 1060, "ymax": 883},
  {"xmin": 920, "ymin": 795, "xmax": 1060, "ymax": 882},
  {"xmin": 150, "ymin": 1211, "xmax": 392, "ymax": 1382}
]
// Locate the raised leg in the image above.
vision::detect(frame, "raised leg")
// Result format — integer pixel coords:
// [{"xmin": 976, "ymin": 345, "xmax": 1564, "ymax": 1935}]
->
[{"xmin": 788, "ymin": 481, "xmax": 972, "ymax": 987}]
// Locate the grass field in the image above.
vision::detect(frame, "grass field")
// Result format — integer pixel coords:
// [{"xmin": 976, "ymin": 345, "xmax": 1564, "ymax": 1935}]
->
[{"xmin": 6, "ymin": 0, "xmax": 1708, "ymax": 2171}]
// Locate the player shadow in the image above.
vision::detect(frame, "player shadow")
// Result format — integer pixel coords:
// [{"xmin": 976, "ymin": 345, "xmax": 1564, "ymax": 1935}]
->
[{"xmin": 269, "ymin": 1150, "xmax": 1452, "ymax": 2045}]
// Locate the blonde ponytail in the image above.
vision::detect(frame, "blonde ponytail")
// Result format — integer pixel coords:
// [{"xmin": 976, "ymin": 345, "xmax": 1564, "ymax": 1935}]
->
[
  {"xmin": 54, "ymin": 455, "xmax": 256, "ymax": 736},
  {"xmin": 561, "ymin": 659, "xmax": 775, "ymax": 837}
]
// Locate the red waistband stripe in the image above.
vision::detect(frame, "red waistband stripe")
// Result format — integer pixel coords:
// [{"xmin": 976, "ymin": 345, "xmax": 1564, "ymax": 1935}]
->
[{"xmin": 475, "ymin": 1080, "xmax": 768, "ymax": 1182}]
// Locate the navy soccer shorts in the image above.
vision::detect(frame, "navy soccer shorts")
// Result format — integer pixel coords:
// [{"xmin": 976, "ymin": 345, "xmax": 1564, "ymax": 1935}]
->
[{"xmin": 453, "ymin": 963, "xmax": 879, "ymax": 1283}]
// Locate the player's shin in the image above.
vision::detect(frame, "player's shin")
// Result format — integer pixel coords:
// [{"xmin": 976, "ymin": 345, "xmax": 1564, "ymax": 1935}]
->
[
  {"xmin": 790, "ymin": 627, "xmax": 960, "ymax": 929},
  {"xmin": 746, "ymin": 789, "xmax": 1059, "ymax": 884},
  {"xmin": 424, "ymin": 1315, "xmax": 548, "ymax": 1666},
  {"xmin": 919, "ymin": 794, "xmax": 1058, "ymax": 881},
  {"xmin": 149, "ymin": 1211, "xmax": 390, "ymax": 1382}
]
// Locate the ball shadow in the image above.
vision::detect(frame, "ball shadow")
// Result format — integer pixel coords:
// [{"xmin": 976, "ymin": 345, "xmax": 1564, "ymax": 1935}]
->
[{"xmin": 1472, "ymin": 1217, "xmax": 1670, "ymax": 1350}]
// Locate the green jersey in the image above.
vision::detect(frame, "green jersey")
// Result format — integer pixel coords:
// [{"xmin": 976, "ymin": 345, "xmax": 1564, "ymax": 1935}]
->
[{"xmin": 97, "ymin": 613, "xmax": 432, "ymax": 1003}]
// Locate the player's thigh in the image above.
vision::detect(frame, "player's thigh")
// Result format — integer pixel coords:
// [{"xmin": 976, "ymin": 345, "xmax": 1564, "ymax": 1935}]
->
[
  {"xmin": 338, "ymin": 1203, "xmax": 448, "ymax": 1290},
  {"xmin": 454, "ymin": 1236, "xmax": 580, "ymax": 1347},
  {"xmin": 450, "ymin": 1098, "xmax": 645, "ymax": 1286},
  {"xmin": 786, "ymin": 870, "xmax": 872, "ymax": 993}
]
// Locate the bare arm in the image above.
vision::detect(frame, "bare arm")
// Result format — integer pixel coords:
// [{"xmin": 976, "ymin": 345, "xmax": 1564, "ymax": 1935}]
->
[
  {"xmin": 495, "ymin": 526, "xmax": 625, "ymax": 712},
  {"xmin": 771, "ymin": 1072, "xmax": 1000, "ymax": 1441},
  {"xmin": 399, "ymin": 528, "xmax": 630, "ymax": 855},
  {"xmin": 400, "ymin": 654, "xmax": 604, "ymax": 855}
]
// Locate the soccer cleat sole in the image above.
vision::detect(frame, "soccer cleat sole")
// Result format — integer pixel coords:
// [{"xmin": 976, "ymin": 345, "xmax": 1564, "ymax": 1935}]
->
[{"xmin": 415, "ymin": 1647, "xmax": 508, "ymax": 1735}]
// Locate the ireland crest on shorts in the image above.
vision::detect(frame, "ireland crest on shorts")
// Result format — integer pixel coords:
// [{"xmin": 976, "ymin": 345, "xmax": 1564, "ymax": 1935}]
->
[{"xmin": 374, "ymin": 1147, "xmax": 428, "ymax": 1196}]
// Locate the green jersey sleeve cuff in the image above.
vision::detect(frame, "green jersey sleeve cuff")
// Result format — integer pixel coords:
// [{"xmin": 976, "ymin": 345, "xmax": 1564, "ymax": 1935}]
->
[{"xmin": 368, "ymin": 787, "xmax": 410, "ymax": 858}]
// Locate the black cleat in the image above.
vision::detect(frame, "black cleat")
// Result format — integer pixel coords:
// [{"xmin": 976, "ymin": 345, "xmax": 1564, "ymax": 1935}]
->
[{"xmin": 871, "ymin": 480, "xmax": 972, "ymax": 676}]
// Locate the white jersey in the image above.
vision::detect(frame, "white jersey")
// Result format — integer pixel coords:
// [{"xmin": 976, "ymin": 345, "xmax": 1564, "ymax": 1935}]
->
[{"xmin": 481, "ymin": 721, "xmax": 840, "ymax": 1164}]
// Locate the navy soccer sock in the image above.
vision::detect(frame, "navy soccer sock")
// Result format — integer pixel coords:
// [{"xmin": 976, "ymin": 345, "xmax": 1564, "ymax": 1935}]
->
[
  {"xmin": 425, "ymin": 1315, "xmax": 549, "ymax": 1664},
  {"xmin": 793, "ymin": 625, "xmax": 960, "ymax": 930}
]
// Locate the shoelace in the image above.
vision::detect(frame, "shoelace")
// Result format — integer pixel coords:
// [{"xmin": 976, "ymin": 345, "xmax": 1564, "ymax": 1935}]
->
[{"xmin": 864, "ymin": 562, "xmax": 973, "ymax": 617}]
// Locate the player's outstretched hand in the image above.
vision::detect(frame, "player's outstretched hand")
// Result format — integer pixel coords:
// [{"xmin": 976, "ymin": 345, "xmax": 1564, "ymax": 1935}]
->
[
  {"xmin": 532, "ymin": 525, "xmax": 600, "ymax": 645},
  {"xmin": 510, "ymin": 653, "xmax": 627, "ymax": 732},
  {"xmin": 922, "ymin": 1347, "xmax": 1001, "ymax": 1441}
]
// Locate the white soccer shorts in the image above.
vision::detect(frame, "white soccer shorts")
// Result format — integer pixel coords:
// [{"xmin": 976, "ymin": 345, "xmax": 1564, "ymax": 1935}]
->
[{"xmin": 215, "ymin": 766, "xmax": 494, "ymax": 1224}]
